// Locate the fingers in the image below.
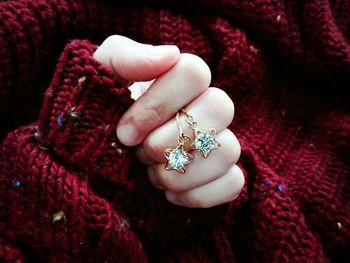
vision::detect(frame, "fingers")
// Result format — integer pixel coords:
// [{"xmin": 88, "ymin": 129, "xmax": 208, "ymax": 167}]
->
[
  {"xmin": 147, "ymin": 129, "xmax": 241, "ymax": 192},
  {"xmin": 116, "ymin": 53, "xmax": 211, "ymax": 146},
  {"xmin": 94, "ymin": 35, "xmax": 242, "ymax": 209},
  {"xmin": 165, "ymin": 165, "xmax": 244, "ymax": 208},
  {"xmin": 137, "ymin": 87, "xmax": 234, "ymax": 164},
  {"xmin": 93, "ymin": 35, "xmax": 180, "ymax": 81}
]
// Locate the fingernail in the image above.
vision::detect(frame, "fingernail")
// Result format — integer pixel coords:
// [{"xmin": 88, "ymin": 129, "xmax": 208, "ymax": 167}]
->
[
  {"xmin": 145, "ymin": 45, "xmax": 179, "ymax": 58},
  {"xmin": 116, "ymin": 123, "xmax": 139, "ymax": 146}
]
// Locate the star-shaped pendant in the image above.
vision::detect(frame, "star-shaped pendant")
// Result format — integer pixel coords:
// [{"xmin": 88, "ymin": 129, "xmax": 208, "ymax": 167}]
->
[
  {"xmin": 164, "ymin": 145, "xmax": 193, "ymax": 174},
  {"xmin": 191, "ymin": 128, "xmax": 220, "ymax": 158}
]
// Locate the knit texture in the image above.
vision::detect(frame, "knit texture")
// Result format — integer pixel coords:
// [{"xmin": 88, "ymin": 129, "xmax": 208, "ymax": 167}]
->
[{"xmin": 0, "ymin": 0, "xmax": 349, "ymax": 262}]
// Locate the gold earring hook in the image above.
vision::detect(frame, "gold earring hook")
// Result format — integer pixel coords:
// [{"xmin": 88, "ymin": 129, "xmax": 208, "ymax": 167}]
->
[
  {"xmin": 176, "ymin": 111, "xmax": 191, "ymax": 145},
  {"xmin": 176, "ymin": 111, "xmax": 183, "ymax": 136},
  {"xmin": 180, "ymin": 109, "xmax": 198, "ymax": 131}
]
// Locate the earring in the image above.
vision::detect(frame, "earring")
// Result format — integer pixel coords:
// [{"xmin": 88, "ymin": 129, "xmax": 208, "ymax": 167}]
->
[
  {"xmin": 181, "ymin": 109, "xmax": 220, "ymax": 158},
  {"xmin": 164, "ymin": 112, "xmax": 193, "ymax": 174}
]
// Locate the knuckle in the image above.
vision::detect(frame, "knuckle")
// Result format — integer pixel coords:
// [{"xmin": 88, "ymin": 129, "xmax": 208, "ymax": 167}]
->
[
  {"xmin": 169, "ymin": 182, "xmax": 187, "ymax": 192},
  {"xmin": 132, "ymin": 97, "xmax": 164, "ymax": 131},
  {"xmin": 235, "ymin": 167, "xmax": 245, "ymax": 191},
  {"xmin": 221, "ymin": 130, "xmax": 241, "ymax": 166},
  {"xmin": 178, "ymin": 53, "xmax": 211, "ymax": 89},
  {"xmin": 226, "ymin": 171, "xmax": 237, "ymax": 189},
  {"xmin": 157, "ymin": 169, "xmax": 174, "ymax": 190},
  {"xmin": 182, "ymin": 192, "xmax": 206, "ymax": 208},
  {"xmin": 142, "ymin": 98, "xmax": 164, "ymax": 123},
  {"xmin": 208, "ymin": 88, "xmax": 235, "ymax": 125},
  {"xmin": 228, "ymin": 166, "xmax": 245, "ymax": 200}
]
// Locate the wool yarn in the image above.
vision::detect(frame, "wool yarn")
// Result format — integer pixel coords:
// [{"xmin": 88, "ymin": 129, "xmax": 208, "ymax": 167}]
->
[{"xmin": 0, "ymin": 0, "xmax": 349, "ymax": 262}]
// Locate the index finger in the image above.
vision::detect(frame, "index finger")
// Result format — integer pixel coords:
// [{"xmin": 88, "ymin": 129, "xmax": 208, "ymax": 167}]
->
[{"xmin": 116, "ymin": 53, "xmax": 211, "ymax": 146}]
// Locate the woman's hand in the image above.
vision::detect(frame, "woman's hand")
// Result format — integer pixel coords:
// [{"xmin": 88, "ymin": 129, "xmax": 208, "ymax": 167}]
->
[{"xmin": 94, "ymin": 35, "xmax": 244, "ymax": 208}]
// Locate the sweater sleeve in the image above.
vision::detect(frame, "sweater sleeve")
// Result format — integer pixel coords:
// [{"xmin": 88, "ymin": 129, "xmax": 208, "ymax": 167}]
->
[
  {"xmin": 0, "ymin": 39, "xmax": 148, "ymax": 262},
  {"xmin": 37, "ymin": 39, "xmax": 134, "ymax": 185}
]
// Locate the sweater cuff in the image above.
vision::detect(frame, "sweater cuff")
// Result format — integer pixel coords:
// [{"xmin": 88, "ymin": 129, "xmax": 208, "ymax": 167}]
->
[{"xmin": 38, "ymin": 40, "xmax": 133, "ymax": 184}]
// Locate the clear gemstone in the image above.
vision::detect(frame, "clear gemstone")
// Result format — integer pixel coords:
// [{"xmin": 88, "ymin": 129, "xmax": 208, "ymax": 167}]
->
[
  {"xmin": 168, "ymin": 148, "xmax": 190, "ymax": 169},
  {"xmin": 195, "ymin": 133, "xmax": 216, "ymax": 154}
]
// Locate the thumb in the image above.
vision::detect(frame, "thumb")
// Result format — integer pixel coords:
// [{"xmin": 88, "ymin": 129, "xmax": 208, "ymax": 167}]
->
[{"xmin": 93, "ymin": 35, "xmax": 180, "ymax": 81}]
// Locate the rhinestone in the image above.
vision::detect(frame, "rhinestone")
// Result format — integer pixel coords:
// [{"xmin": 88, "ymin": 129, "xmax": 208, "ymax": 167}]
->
[
  {"xmin": 168, "ymin": 148, "xmax": 191, "ymax": 169},
  {"xmin": 195, "ymin": 133, "xmax": 216, "ymax": 155}
]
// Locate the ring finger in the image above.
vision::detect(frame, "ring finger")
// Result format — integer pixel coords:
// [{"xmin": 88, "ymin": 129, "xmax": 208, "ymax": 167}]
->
[
  {"xmin": 147, "ymin": 128, "xmax": 241, "ymax": 192},
  {"xmin": 165, "ymin": 164, "xmax": 245, "ymax": 208}
]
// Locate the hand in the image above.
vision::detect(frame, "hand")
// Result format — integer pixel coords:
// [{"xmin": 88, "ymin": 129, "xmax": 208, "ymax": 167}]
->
[{"xmin": 94, "ymin": 35, "xmax": 244, "ymax": 208}]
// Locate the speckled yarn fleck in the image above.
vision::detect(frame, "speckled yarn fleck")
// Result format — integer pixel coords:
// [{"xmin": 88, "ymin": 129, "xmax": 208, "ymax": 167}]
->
[{"xmin": 0, "ymin": 0, "xmax": 349, "ymax": 262}]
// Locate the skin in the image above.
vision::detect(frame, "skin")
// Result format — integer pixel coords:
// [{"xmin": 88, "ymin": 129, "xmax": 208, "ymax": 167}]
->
[{"xmin": 93, "ymin": 35, "xmax": 244, "ymax": 208}]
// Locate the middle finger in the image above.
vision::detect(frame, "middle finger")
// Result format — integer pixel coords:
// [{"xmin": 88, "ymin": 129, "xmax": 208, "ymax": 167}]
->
[{"xmin": 136, "ymin": 87, "xmax": 234, "ymax": 164}]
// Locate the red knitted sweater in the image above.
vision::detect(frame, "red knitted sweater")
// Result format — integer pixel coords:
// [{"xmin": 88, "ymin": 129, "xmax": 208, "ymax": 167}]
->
[{"xmin": 0, "ymin": 0, "xmax": 349, "ymax": 262}]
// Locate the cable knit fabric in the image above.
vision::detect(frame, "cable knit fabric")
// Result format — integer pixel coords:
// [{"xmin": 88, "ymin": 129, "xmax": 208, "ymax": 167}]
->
[{"xmin": 0, "ymin": 0, "xmax": 349, "ymax": 262}]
